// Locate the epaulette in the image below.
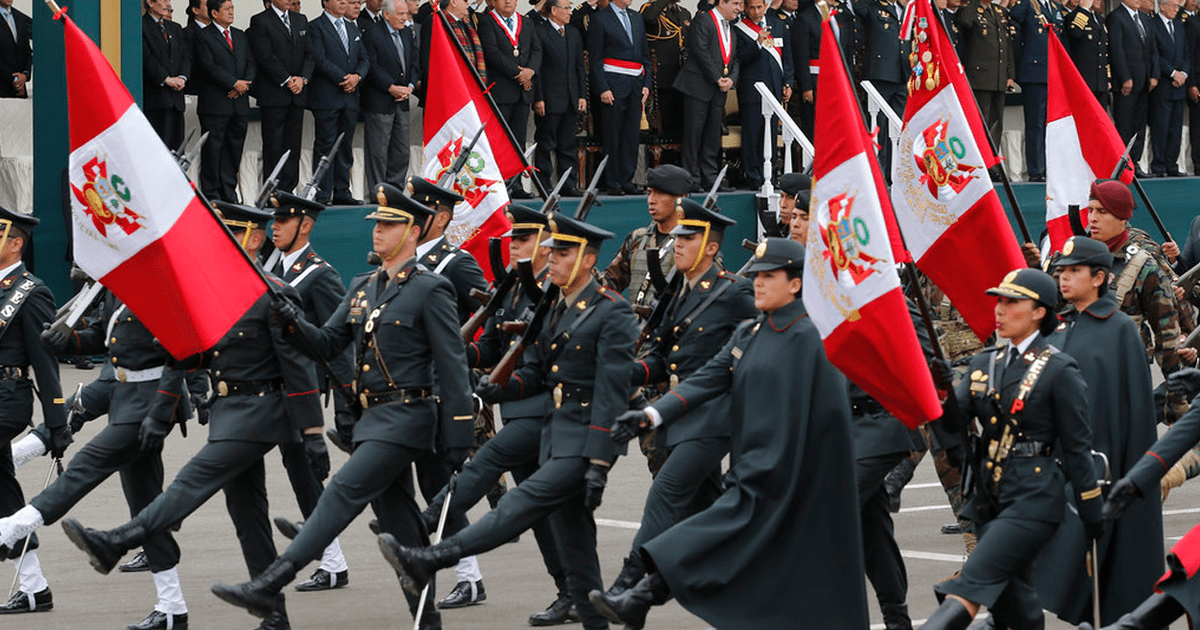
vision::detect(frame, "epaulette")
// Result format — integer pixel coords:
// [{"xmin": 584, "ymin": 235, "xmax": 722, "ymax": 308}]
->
[
  {"xmin": 596, "ymin": 285, "xmax": 624, "ymax": 302},
  {"xmin": 1071, "ymin": 12, "xmax": 1088, "ymax": 28}
]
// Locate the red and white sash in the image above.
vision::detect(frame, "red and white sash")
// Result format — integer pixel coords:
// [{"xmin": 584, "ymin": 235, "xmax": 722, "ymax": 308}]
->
[
  {"xmin": 602, "ymin": 57, "xmax": 644, "ymax": 76},
  {"xmin": 735, "ymin": 18, "xmax": 783, "ymax": 72},
  {"xmin": 491, "ymin": 11, "xmax": 522, "ymax": 51},
  {"xmin": 710, "ymin": 11, "xmax": 731, "ymax": 70}
]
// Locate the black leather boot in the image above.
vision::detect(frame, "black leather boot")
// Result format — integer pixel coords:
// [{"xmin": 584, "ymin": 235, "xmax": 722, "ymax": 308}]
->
[
  {"xmin": 528, "ymin": 593, "xmax": 578, "ymax": 626},
  {"xmin": 256, "ymin": 595, "xmax": 289, "ymax": 630},
  {"xmin": 884, "ymin": 457, "xmax": 917, "ymax": 513},
  {"xmin": 881, "ymin": 603, "xmax": 913, "ymax": 630},
  {"xmin": 602, "ymin": 552, "xmax": 646, "ymax": 598},
  {"xmin": 1078, "ymin": 592, "xmax": 1185, "ymax": 630},
  {"xmin": 377, "ymin": 534, "xmax": 463, "ymax": 596},
  {"xmin": 211, "ymin": 557, "xmax": 298, "ymax": 619},
  {"xmin": 61, "ymin": 518, "xmax": 147, "ymax": 574},
  {"xmin": 588, "ymin": 572, "xmax": 670, "ymax": 630},
  {"xmin": 922, "ymin": 599, "xmax": 975, "ymax": 630}
]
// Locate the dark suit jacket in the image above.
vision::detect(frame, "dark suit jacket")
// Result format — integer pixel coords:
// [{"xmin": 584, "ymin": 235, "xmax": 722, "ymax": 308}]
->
[
  {"xmin": 533, "ymin": 20, "xmax": 586, "ymax": 113},
  {"xmin": 358, "ymin": 10, "xmax": 384, "ymax": 37},
  {"xmin": 588, "ymin": 3, "xmax": 653, "ymax": 96},
  {"xmin": 791, "ymin": 3, "xmax": 820, "ymax": 94},
  {"xmin": 1151, "ymin": 14, "xmax": 1190, "ymax": 100},
  {"xmin": 0, "ymin": 6, "xmax": 32, "ymax": 98},
  {"xmin": 1064, "ymin": 7, "xmax": 1109, "ymax": 93},
  {"xmin": 478, "ymin": 10, "xmax": 543, "ymax": 104},
  {"xmin": 194, "ymin": 24, "xmax": 257, "ymax": 116},
  {"xmin": 855, "ymin": 0, "xmax": 907, "ymax": 84},
  {"xmin": 1108, "ymin": 5, "xmax": 1159, "ymax": 91},
  {"xmin": 1009, "ymin": 0, "xmax": 1063, "ymax": 84},
  {"xmin": 734, "ymin": 13, "xmax": 793, "ymax": 101},
  {"xmin": 364, "ymin": 21, "xmax": 418, "ymax": 113},
  {"xmin": 309, "ymin": 13, "xmax": 371, "ymax": 110},
  {"xmin": 672, "ymin": 8, "xmax": 740, "ymax": 101},
  {"xmin": 142, "ymin": 15, "xmax": 189, "ymax": 112},
  {"xmin": 248, "ymin": 8, "xmax": 314, "ymax": 108},
  {"xmin": 181, "ymin": 21, "xmax": 207, "ymax": 95}
]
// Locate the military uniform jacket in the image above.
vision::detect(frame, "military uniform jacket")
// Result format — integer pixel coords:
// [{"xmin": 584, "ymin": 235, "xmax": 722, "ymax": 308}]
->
[
  {"xmin": 297, "ymin": 259, "xmax": 474, "ymax": 451},
  {"xmin": 641, "ymin": 0, "xmax": 691, "ymax": 82},
  {"xmin": 142, "ymin": 15, "xmax": 190, "ymax": 113},
  {"xmin": 955, "ymin": 334, "xmax": 1102, "ymax": 525},
  {"xmin": 854, "ymin": 0, "xmax": 908, "ymax": 84},
  {"xmin": 1065, "ymin": 7, "xmax": 1110, "ymax": 93},
  {"xmin": 1009, "ymin": 0, "xmax": 1062, "ymax": 84},
  {"xmin": 419, "ymin": 237, "xmax": 490, "ymax": 325},
  {"xmin": 644, "ymin": 298, "xmax": 869, "ymax": 630},
  {"xmin": 957, "ymin": 0, "xmax": 1015, "ymax": 91},
  {"xmin": 469, "ymin": 267, "xmax": 552, "ymax": 420},
  {"xmin": 1031, "ymin": 293, "xmax": 1164, "ymax": 625},
  {"xmin": 632, "ymin": 266, "xmax": 755, "ymax": 446},
  {"xmin": 502, "ymin": 279, "xmax": 637, "ymax": 464},
  {"xmin": 0, "ymin": 264, "xmax": 65, "ymax": 429},
  {"xmin": 602, "ymin": 223, "xmax": 676, "ymax": 309}
]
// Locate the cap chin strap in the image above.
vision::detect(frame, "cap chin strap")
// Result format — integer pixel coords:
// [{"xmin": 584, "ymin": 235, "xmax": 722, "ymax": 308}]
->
[
  {"xmin": 677, "ymin": 219, "xmax": 712, "ymax": 273},
  {"xmin": 278, "ymin": 220, "xmax": 303, "ymax": 255},
  {"xmin": 385, "ymin": 222, "xmax": 418, "ymax": 263},
  {"xmin": 552, "ymin": 233, "xmax": 589, "ymax": 288},
  {"xmin": 223, "ymin": 221, "xmax": 257, "ymax": 249}
]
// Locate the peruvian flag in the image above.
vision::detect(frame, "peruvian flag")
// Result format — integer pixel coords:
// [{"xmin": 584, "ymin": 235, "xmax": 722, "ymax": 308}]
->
[
  {"xmin": 1046, "ymin": 30, "xmax": 1134, "ymax": 253},
  {"xmin": 804, "ymin": 19, "xmax": 941, "ymax": 429},
  {"xmin": 891, "ymin": 0, "xmax": 1026, "ymax": 340},
  {"xmin": 422, "ymin": 11, "xmax": 524, "ymax": 279},
  {"xmin": 60, "ymin": 12, "xmax": 267, "ymax": 358}
]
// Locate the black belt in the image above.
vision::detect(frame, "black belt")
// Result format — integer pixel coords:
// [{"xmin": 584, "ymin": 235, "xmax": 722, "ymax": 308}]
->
[
  {"xmin": 215, "ymin": 378, "xmax": 283, "ymax": 397},
  {"xmin": 0, "ymin": 366, "xmax": 27, "ymax": 380},
  {"xmin": 552, "ymin": 384, "xmax": 592, "ymax": 409},
  {"xmin": 1010, "ymin": 440, "xmax": 1053, "ymax": 458},
  {"xmin": 358, "ymin": 387, "xmax": 434, "ymax": 409},
  {"xmin": 851, "ymin": 400, "xmax": 886, "ymax": 415}
]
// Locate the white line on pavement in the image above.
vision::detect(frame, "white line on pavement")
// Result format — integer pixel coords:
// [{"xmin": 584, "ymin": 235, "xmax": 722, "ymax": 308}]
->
[{"xmin": 595, "ymin": 518, "xmax": 641, "ymax": 530}]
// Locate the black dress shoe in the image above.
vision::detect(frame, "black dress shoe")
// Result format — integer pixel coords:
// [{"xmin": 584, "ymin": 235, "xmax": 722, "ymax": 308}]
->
[
  {"xmin": 941, "ymin": 522, "xmax": 963, "ymax": 535},
  {"xmin": 588, "ymin": 573, "xmax": 670, "ymax": 630},
  {"xmin": 510, "ymin": 188, "xmax": 535, "ymax": 199},
  {"xmin": 621, "ymin": 183, "xmax": 645, "ymax": 195},
  {"xmin": 560, "ymin": 186, "xmax": 584, "ymax": 197},
  {"xmin": 331, "ymin": 196, "xmax": 363, "ymax": 205},
  {"xmin": 295, "ymin": 568, "xmax": 348, "ymax": 592},
  {"xmin": 368, "ymin": 519, "xmax": 382, "ymax": 535},
  {"xmin": 74, "ymin": 357, "xmax": 94, "ymax": 370},
  {"xmin": 120, "ymin": 550, "xmax": 151, "ymax": 573},
  {"xmin": 605, "ymin": 187, "xmax": 625, "ymax": 196},
  {"xmin": 127, "ymin": 610, "xmax": 188, "ymax": 630},
  {"xmin": 211, "ymin": 558, "xmax": 297, "ymax": 619},
  {"xmin": 436, "ymin": 580, "xmax": 485, "ymax": 609},
  {"xmin": 257, "ymin": 603, "xmax": 290, "ymax": 630},
  {"xmin": 528, "ymin": 594, "xmax": 579, "ymax": 626},
  {"xmin": 1027, "ymin": 174, "xmax": 1045, "ymax": 182},
  {"xmin": 1167, "ymin": 170, "xmax": 1186, "ymax": 177},
  {"xmin": 716, "ymin": 184, "xmax": 735, "ymax": 193},
  {"xmin": 0, "ymin": 587, "xmax": 52, "ymax": 613},
  {"xmin": 273, "ymin": 517, "xmax": 302, "ymax": 541}
]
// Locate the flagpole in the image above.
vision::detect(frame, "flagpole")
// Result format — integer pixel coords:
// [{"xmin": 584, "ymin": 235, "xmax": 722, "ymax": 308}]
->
[{"xmin": 433, "ymin": 7, "xmax": 549, "ymax": 200}]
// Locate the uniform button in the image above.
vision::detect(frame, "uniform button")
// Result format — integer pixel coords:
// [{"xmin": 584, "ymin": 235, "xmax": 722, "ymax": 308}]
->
[
  {"xmin": 238, "ymin": 331, "xmax": 244, "ymax": 337},
  {"xmin": 111, "ymin": 357, "xmax": 118, "ymax": 364},
  {"xmin": 362, "ymin": 364, "xmax": 370, "ymax": 372},
  {"xmin": 672, "ymin": 345, "xmax": 680, "ymax": 352},
  {"xmin": 670, "ymin": 363, "xmax": 677, "ymax": 370},
  {"xmin": 697, "ymin": 327, "xmax": 704, "ymax": 332},
  {"xmin": 213, "ymin": 351, "xmax": 220, "ymax": 358},
  {"xmin": 1034, "ymin": 466, "xmax": 1042, "ymax": 473},
  {"xmin": 551, "ymin": 344, "xmax": 557, "ymax": 350},
  {"xmin": 990, "ymin": 416, "xmax": 997, "ymax": 425},
  {"xmin": 110, "ymin": 337, "xmax": 117, "ymax": 344},
  {"xmin": 214, "ymin": 370, "xmax": 221, "ymax": 377},
  {"xmin": 985, "ymin": 461, "xmax": 993, "ymax": 469},
  {"xmin": 551, "ymin": 365, "xmax": 559, "ymax": 372}
]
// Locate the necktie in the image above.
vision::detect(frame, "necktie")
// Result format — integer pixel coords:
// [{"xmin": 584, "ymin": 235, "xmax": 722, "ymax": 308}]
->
[
  {"xmin": 392, "ymin": 30, "xmax": 406, "ymax": 72},
  {"xmin": 1169, "ymin": 20, "xmax": 1174, "ymax": 39},
  {"xmin": 505, "ymin": 15, "xmax": 514, "ymax": 31},
  {"xmin": 1007, "ymin": 346, "xmax": 1021, "ymax": 369},
  {"xmin": 550, "ymin": 300, "xmax": 568, "ymax": 330},
  {"xmin": 224, "ymin": 27, "xmax": 233, "ymax": 50},
  {"xmin": 1, "ymin": 9, "xmax": 14, "ymax": 40},
  {"xmin": 337, "ymin": 18, "xmax": 349, "ymax": 54},
  {"xmin": 158, "ymin": 20, "xmax": 168, "ymax": 41},
  {"xmin": 1135, "ymin": 13, "xmax": 1146, "ymax": 39},
  {"xmin": 618, "ymin": 8, "xmax": 632, "ymax": 42},
  {"xmin": 282, "ymin": 11, "xmax": 291, "ymax": 33}
]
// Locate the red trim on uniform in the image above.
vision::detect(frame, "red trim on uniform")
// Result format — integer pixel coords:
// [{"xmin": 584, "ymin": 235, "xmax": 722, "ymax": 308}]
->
[
  {"xmin": 156, "ymin": 390, "xmax": 180, "ymax": 399},
  {"xmin": 639, "ymin": 360, "xmax": 650, "ymax": 383},
  {"xmin": 590, "ymin": 425, "xmax": 611, "ymax": 432},
  {"xmin": 1149, "ymin": 450, "xmax": 1168, "ymax": 471},
  {"xmin": 513, "ymin": 374, "xmax": 524, "ymax": 398},
  {"xmin": 670, "ymin": 390, "xmax": 688, "ymax": 411},
  {"xmin": 288, "ymin": 389, "xmax": 319, "ymax": 397}
]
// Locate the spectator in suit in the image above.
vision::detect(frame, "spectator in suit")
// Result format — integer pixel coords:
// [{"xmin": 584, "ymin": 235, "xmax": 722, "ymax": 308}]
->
[
  {"xmin": 1149, "ymin": 0, "xmax": 1189, "ymax": 176},
  {"xmin": 182, "ymin": 0, "xmax": 211, "ymax": 97},
  {"xmin": 249, "ymin": 0, "xmax": 314, "ymax": 195},
  {"xmin": 854, "ymin": 0, "xmax": 906, "ymax": 181},
  {"xmin": 194, "ymin": 0, "xmax": 256, "ymax": 202},
  {"xmin": 143, "ymin": 0, "xmax": 190, "ymax": 149},
  {"xmin": 360, "ymin": 0, "xmax": 386, "ymax": 34},
  {"xmin": 0, "ymin": 0, "xmax": 31, "ymax": 98},
  {"xmin": 479, "ymin": 0, "xmax": 543, "ymax": 198},
  {"xmin": 674, "ymin": 0, "xmax": 742, "ymax": 192},
  {"xmin": 310, "ymin": 0, "xmax": 370, "ymax": 205},
  {"xmin": 958, "ymin": 0, "xmax": 1015, "ymax": 147},
  {"xmin": 363, "ymin": 0, "xmax": 417, "ymax": 188},
  {"xmin": 1186, "ymin": 0, "xmax": 1200, "ymax": 172},
  {"xmin": 1109, "ymin": 0, "xmax": 1159, "ymax": 174},
  {"xmin": 533, "ymin": 0, "xmax": 586, "ymax": 195},
  {"xmin": 419, "ymin": 0, "xmax": 487, "ymax": 101},
  {"xmin": 1064, "ymin": 0, "xmax": 1109, "ymax": 109},
  {"xmin": 588, "ymin": 0, "xmax": 652, "ymax": 195},
  {"xmin": 1009, "ymin": 0, "xmax": 1062, "ymax": 182},
  {"xmin": 734, "ymin": 0, "xmax": 792, "ymax": 190}
]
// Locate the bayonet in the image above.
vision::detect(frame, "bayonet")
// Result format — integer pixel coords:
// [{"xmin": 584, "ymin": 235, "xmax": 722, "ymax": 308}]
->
[
  {"xmin": 702, "ymin": 164, "xmax": 729, "ymax": 210},
  {"xmin": 254, "ymin": 150, "xmax": 291, "ymax": 209},
  {"xmin": 300, "ymin": 131, "xmax": 345, "ymax": 201},
  {"xmin": 574, "ymin": 156, "xmax": 609, "ymax": 221},
  {"xmin": 177, "ymin": 131, "xmax": 208, "ymax": 174},
  {"xmin": 436, "ymin": 125, "xmax": 488, "ymax": 190}
]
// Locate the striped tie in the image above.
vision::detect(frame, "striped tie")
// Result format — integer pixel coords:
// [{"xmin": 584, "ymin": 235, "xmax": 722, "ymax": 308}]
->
[{"xmin": 336, "ymin": 18, "xmax": 349, "ymax": 54}]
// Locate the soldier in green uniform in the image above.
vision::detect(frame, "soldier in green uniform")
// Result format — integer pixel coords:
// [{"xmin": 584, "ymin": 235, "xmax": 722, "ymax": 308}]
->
[
  {"xmin": 0, "ymin": 207, "xmax": 69, "ymax": 613},
  {"xmin": 60, "ymin": 203, "xmax": 326, "ymax": 630},
  {"xmin": 597, "ymin": 200, "xmax": 756, "ymax": 602},
  {"xmin": 920, "ymin": 268, "xmax": 1106, "ymax": 630},
  {"xmin": 1028, "ymin": 236, "xmax": 1163, "ymax": 626},
  {"xmin": 208, "ymin": 184, "xmax": 475, "ymax": 630},
  {"xmin": 957, "ymin": 0, "xmax": 1015, "ymax": 144},
  {"xmin": 641, "ymin": 0, "xmax": 691, "ymax": 142},
  {"xmin": 779, "ymin": 171, "xmax": 810, "ymax": 239},
  {"xmin": 378, "ymin": 212, "xmax": 637, "ymax": 630},
  {"xmin": 590, "ymin": 238, "xmax": 868, "ymax": 630}
]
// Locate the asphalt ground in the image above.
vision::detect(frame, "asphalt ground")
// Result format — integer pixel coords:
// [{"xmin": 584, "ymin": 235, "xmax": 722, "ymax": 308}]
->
[{"xmin": 5, "ymin": 364, "xmax": 1197, "ymax": 629}]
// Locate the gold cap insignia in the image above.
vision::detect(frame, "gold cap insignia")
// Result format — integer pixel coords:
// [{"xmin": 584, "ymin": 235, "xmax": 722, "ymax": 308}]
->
[
  {"xmin": 548, "ymin": 218, "xmax": 558, "ymax": 233},
  {"xmin": 1063, "ymin": 239, "xmax": 1074, "ymax": 256},
  {"xmin": 405, "ymin": 177, "xmax": 414, "ymax": 194},
  {"xmin": 1002, "ymin": 270, "xmax": 1018, "ymax": 283},
  {"xmin": 376, "ymin": 187, "xmax": 387, "ymax": 205},
  {"xmin": 270, "ymin": 195, "xmax": 281, "ymax": 208},
  {"xmin": 755, "ymin": 241, "xmax": 768, "ymax": 258},
  {"xmin": 505, "ymin": 210, "xmax": 514, "ymax": 222}
]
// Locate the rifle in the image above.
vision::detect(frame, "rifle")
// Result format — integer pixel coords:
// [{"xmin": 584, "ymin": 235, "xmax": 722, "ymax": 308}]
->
[
  {"xmin": 1067, "ymin": 203, "xmax": 1088, "ymax": 237},
  {"xmin": 634, "ymin": 272, "xmax": 683, "ymax": 354},
  {"xmin": 516, "ymin": 258, "xmax": 544, "ymax": 304},
  {"xmin": 1177, "ymin": 259, "xmax": 1200, "ymax": 296},
  {"xmin": 300, "ymin": 131, "xmax": 345, "ymax": 201},
  {"xmin": 646, "ymin": 248, "xmax": 669, "ymax": 293},
  {"xmin": 489, "ymin": 237, "xmax": 509, "ymax": 284},
  {"xmin": 574, "ymin": 156, "xmax": 609, "ymax": 221},
  {"xmin": 436, "ymin": 125, "xmax": 488, "ymax": 190},
  {"xmin": 50, "ymin": 281, "xmax": 105, "ymax": 336},
  {"xmin": 539, "ymin": 167, "xmax": 574, "ymax": 216},
  {"xmin": 736, "ymin": 238, "xmax": 759, "ymax": 275},
  {"xmin": 253, "ymin": 150, "xmax": 291, "ymax": 209},
  {"xmin": 1109, "ymin": 135, "xmax": 1137, "ymax": 181},
  {"xmin": 489, "ymin": 284, "xmax": 560, "ymax": 387},
  {"xmin": 177, "ymin": 131, "xmax": 208, "ymax": 174},
  {"xmin": 461, "ymin": 265, "xmax": 520, "ymax": 343},
  {"xmin": 702, "ymin": 164, "xmax": 729, "ymax": 210},
  {"xmin": 1109, "ymin": 136, "xmax": 1173, "ymax": 243}
]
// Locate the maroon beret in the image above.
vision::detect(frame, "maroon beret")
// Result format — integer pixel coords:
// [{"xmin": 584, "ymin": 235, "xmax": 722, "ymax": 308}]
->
[{"xmin": 1088, "ymin": 179, "xmax": 1134, "ymax": 221}]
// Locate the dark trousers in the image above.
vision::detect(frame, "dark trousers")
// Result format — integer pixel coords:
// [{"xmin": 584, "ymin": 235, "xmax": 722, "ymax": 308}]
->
[
  {"xmin": 260, "ymin": 104, "xmax": 305, "ymax": 194},
  {"xmin": 1114, "ymin": 88, "xmax": 1150, "ymax": 163},
  {"xmin": 312, "ymin": 106, "xmax": 359, "ymax": 202},
  {"xmin": 975, "ymin": 89, "xmax": 1006, "ymax": 147},
  {"xmin": 1020, "ymin": 82, "xmax": 1047, "ymax": 178},
  {"xmin": 857, "ymin": 453, "xmax": 909, "ymax": 611},
  {"xmin": 283, "ymin": 440, "xmax": 436, "ymax": 618},
  {"xmin": 279, "ymin": 441, "xmax": 323, "ymax": 518},
  {"xmin": 631, "ymin": 437, "xmax": 726, "ymax": 550},
  {"xmin": 496, "ymin": 100, "xmax": 530, "ymax": 147},
  {"xmin": 146, "ymin": 107, "xmax": 186, "ymax": 153},
  {"xmin": 0, "ymin": 382, "xmax": 35, "ymax": 560},
  {"xmin": 1092, "ymin": 90, "xmax": 1110, "ymax": 113},
  {"xmin": 134, "ymin": 439, "xmax": 278, "ymax": 578},
  {"xmin": 534, "ymin": 108, "xmax": 578, "ymax": 191},
  {"xmin": 871, "ymin": 80, "xmax": 907, "ymax": 184},
  {"xmin": 598, "ymin": 83, "xmax": 642, "ymax": 189},
  {"xmin": 1189, "ymin": 97, "xmax": 1200, "ymax": 173},
  {"xmin": 198, "ymin": 112, "xmax": 248, "ymax": 202},
  {"xmin": 31, "ymin": 422, "xmax": 180, "ymax": 572},
  {"xmin": 415, "ymin": 452, "xmax": 468, "ymax": 537},
  {"xmin": 450, "ymin": 456, "xmax": 606, "ymax": 630},
  {"xmin": 1150, "ymin": 94, "xmax": 1185, "ymax": 175},
  {"xmin": 363, "ymin": 104, "xmax": 412, "ymax": 189},
  {"xmin": 682, "ymin": 93, "xmax": 725, "ymax": 189},
  {"xmin": 427, "ymin": 416, "xmax": 567, "ymax": 593}
]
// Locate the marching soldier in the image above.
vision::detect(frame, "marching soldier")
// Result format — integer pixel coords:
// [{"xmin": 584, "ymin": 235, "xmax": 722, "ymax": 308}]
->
[
  {"xmin": 598, "ymin": 200, "xmax": 756, "ymax": 602},
  {"xmin": 379, "ymin": 212, "xmax": 638, "ymax": 630},
  {"xmin": 920, "ymin": 268, "xmax": 1105, "ymax": 630},
  {"xmin": 0, "ymin": 207, "xmax": 69, "ymax": 613},
  {"xmin": 957, "ymin": 0, "xmax": 1015, "ymax": 146},
  {"xmin": 640, "ymin": 0, "xmax": 692, "ymax": 142},
  {"xmin": 60, "ymin": 204, "xmax": 326, "ymax": 630},
  {"xmin": 209, "ymin": 184, "xmax": 475, "ymax": 630},
  {"xmin": 1064, "ymin": 0, "xmax": 1110, "ymax": 108}
]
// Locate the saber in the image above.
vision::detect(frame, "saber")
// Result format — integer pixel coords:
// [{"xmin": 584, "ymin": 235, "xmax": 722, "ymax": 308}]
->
[
  {"xmin": 1090, "ymin": 449, "xmax": 1112, "ymax": 629},
  {"xmin": 413, "ymin": 472, "xmax": 458, "ymax": 630},
  {"xmin": 9, "ymin": 456, "xmax": 60, "ymax": 598}
]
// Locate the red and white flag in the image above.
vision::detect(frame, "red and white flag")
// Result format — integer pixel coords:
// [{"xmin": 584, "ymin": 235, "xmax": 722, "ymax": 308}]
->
[
  {"xmin": 891, "ymin": 0, "xmax": 1026, "ymax": 340},
  {"xmin": 804, "ymin": 19, "xmax": 941, "ymax": 429},
  {"xmin": 422, "ymin": 12, "xmax": 525, "ymax": 279},
  {"xmin": 1046, "ymin": 29, "xmax": 1133, "ymax": 253},
  {"xmin": 60, "ymin": 12, "xmax": 266, "ymax": 358}
]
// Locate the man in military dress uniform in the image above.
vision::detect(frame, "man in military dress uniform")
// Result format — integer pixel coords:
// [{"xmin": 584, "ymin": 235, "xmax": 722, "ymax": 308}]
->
[
  {"xmin": 854, "ymin": 0, "xmax": 907, "ymax": 179},
  {"xmin": 1009, "ymin": 0, "xmax": 1062, "ymax": 181},
  {"xmin": 641, "ymin": 0, "xmax": 692, "ymax": 143},
  {"xmin": 209, "ymin": 184, "xmax": 474, "ymax": 630},
  {"xmin": 61, "ymin": 204, "xmax": 325, "ymax": 630},
  {"xmin": 0, "ymin": 207, "xmax": 69, "ymax": 614},
  {"xmin": 958, "ymin": 0, "xmax": 1015, "ymax": 145},
  {"xmin": 1064, "ymin": 0, "xmax": 1110, "ymax": 108},
  {"xmin": 379, "ymin": 212, "xmax": 637, "ymax": 630}
]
